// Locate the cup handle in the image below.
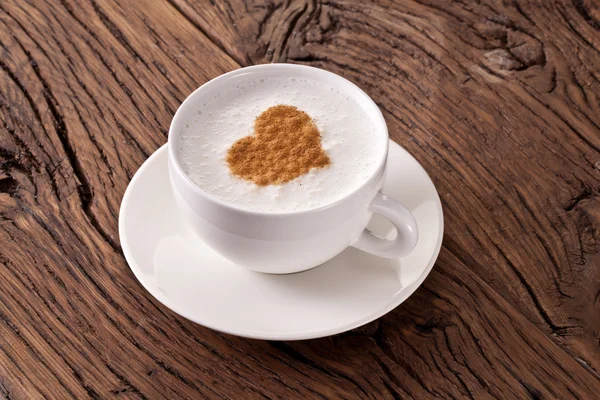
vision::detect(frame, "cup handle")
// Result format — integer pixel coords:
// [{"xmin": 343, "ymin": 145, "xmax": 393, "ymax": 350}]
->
[{"xmin": 352, "ymin": 192, "xmax": 419, "ymax": 258}]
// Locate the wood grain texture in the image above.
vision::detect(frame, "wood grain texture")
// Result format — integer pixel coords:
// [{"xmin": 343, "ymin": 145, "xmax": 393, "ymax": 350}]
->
[
  {"xmin": 0, "ymin": 0, "xmax": 599, "ymax": 398},
  {"xmin": 172, "ymin": 0, "xmax": 600, "ymax": 374}
]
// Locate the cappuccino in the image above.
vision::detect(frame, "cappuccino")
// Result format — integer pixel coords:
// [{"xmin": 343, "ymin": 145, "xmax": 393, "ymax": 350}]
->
[{"xmin": 177, "ymin": 76, "xmax": 383, "ymax": 212}]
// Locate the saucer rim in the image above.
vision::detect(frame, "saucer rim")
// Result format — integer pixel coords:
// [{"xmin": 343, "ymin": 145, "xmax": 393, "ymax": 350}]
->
[{"xmin": 119, "ymin": 142, "xmax": 444, "ymax": 341}]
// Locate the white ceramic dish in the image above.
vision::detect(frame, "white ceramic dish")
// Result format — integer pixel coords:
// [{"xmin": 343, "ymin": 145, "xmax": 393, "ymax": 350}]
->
[{"xmin": 119, "ymin": 141, "xmax": 443, "ymax": 340}]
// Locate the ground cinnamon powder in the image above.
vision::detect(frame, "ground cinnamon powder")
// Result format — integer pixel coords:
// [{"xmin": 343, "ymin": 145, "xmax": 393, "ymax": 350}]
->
[{"xmin": 226, "ymin": 105, "xmax": 331, "ymax": 186}]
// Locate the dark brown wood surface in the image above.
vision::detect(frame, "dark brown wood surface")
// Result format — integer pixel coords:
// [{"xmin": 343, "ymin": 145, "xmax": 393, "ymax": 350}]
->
[{"xmin": 1, "ymin": 0, "xmax": 599, "ymax": 398}]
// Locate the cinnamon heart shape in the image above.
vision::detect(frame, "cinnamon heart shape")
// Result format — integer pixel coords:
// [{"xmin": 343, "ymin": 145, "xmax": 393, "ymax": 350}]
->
[{"xmin": 226, "ymin": 105, "xmax": 331, "ymax": 186}]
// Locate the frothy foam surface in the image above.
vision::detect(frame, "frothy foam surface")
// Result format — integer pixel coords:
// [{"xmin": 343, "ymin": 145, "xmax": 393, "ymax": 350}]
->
[{"xmin": 177, "ymin": 76, "xmax": 382, "ymax": 212}]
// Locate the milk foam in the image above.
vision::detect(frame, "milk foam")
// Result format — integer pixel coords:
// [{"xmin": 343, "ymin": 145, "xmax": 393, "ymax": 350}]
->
[{"xmin": 177, "ymin": 76, "xmax": 382, "ymax": 212}]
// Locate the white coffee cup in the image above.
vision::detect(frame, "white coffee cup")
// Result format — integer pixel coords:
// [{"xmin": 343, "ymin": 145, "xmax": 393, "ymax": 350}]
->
[{"xmin": 168, "ymin": 64, "xmax": 418, "ymax": 274}]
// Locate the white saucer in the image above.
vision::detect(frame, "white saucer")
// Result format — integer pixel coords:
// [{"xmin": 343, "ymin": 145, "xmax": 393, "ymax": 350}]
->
[{"xmin": 119, "ymin": 141, "xmax": 443, "ymax": 340}]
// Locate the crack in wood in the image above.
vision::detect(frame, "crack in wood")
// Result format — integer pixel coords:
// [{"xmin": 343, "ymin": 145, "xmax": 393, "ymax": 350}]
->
[
  {"xmin": 564, "ymin": 187, "xmax": 594, "ymax": 212},
  {"xmin": 573, "ymin": 0, "xmax": 600, "ymax": 31}
]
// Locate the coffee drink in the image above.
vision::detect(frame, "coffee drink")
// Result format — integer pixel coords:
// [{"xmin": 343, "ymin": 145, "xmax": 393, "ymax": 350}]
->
[{"xmin": 177, "ymin": 76, "xmax": 383, "ymax": 212}]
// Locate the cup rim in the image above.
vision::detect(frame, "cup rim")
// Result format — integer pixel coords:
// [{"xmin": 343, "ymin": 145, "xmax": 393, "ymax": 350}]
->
[{"xmin": 168, "ymin": 63, "xmax": 389, "ymax": 217}]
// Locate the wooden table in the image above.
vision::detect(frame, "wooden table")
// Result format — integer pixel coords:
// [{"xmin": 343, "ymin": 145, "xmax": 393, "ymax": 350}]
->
[{"xmin": 1, "ymin": 0, "xmax": 599, "ymax": 398}]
